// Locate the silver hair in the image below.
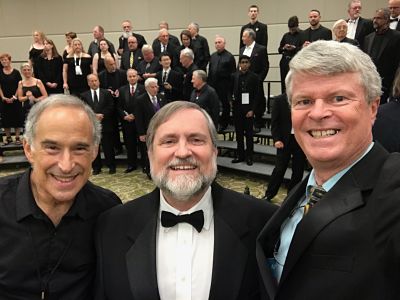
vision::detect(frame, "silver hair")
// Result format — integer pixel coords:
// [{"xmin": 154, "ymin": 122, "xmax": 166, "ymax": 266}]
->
[
  {"xmin": 146, "ymin": 101, "xmax": 217, "ymax": 150},
  {"xmin": 348, "ymin": 0, "xmax": 361, "ymax": 9},
  {"xmin": 144, "ymin": 77, "xmax": 158, "ymax": 88},
  {"xmin": 189, "ymin": 22, "xmax": 200, "ymax": 33},
  {"xmin": 141, "ymin": 44, "xmax": 153, "ymax": 53},
  {"xmin": 332, "ymin": 19, "xmax": 348, "ymax": 31},
  {"xmin": 180, "ymin": 48, "xmax": 194, "ymax": 60},
  {"xmin": 243, "ymin": 28, "xmax": 256, "ymax": 40},
  {"xmin": 193, "ymin": 70, "xmax": 207, "ymax": 82},
  {"xmin": 24, "ymin": 94, "xmax": 102, "ymax": 146},
  {"xmin": 286, "ymin": 40, "xmax": 382, "ymax": 104}
]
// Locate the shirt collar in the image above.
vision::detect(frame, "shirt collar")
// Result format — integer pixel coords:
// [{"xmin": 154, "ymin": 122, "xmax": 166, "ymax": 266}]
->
[
  {"xmin": 306, "ymin": 142, "xmax": 374, "ymax": 196},
  {"xmin": 159, "ymin": 186, "xmax": 213, "ymax": 232},
  {"xmin": 246, "ymin": 41, "xmax": 256, "ymax": 49}
]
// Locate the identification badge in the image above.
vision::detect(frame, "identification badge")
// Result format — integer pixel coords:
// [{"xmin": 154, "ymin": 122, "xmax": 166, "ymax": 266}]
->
[
  {"xmin": 75, "ymin": 65, "xmax": 82, "ymax": 75},
  {"xmin": 241, "ymin": 93, "xmax": 249, "ymax": 104}
]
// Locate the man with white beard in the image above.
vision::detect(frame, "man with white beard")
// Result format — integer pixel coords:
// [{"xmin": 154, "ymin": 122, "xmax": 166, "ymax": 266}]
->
[
  {"xmin": 117, "ymin": 19, "xmax": 147, "ymax": 55},
  {"xmin": 94, "ymin": 101, "xmax": 277, "ymax": 300}
]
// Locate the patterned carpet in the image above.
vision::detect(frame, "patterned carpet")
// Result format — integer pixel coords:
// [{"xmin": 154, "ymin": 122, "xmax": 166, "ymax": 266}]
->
[{"xmin": 0, "ymin": 165, "xmax": 287, "ymax": 204}]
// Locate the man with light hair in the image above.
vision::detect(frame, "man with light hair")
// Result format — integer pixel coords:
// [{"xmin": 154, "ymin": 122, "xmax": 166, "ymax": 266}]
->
[
  {"xmin": 152, "ymin": 28, "xmax": 180, "ymax": 68},
  {"xmin": 180, "ymin": 47, "xmax": 198, "ymax": 100},
  {"xmin": 118, "ymin": 20, "xmax": 147, "ymax": 55},
  {"xmin": 153, "ymin": 21, "xmax": 180, "ymax": 48},
  {"xmin": 346, "ymin": 0, "xmax": 373, "ymax": 48},
  {"xmin": 0, "ymin": 95, "xmax": 121, "ymax": 299},
  {"xmin": 388, "ymin": 0, "xmax": 400, "ymax": 30},
  {"xmin": 332, "ymin": 19, "xmax": 359, "ymax": 45},
  {"xmin": 257, "ymin": 40, "xmax": 400, "ymax": 299},
  {"xmin": 137, "ymin": 44, "xmax": 161, "ymax": 83},
  {"xmin": 95, "ymin": 100, "xmax": 277, "ymax": 299},
  {"xmin": 187, "ymin": 22, "xmax": 210, "ymax": 71}
]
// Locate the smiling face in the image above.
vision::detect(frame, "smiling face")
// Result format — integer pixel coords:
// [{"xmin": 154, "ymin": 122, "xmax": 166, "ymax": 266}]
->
[
  {"xmin": 333, "ymin": 22, "xmax": 348, "ymax": 40},
  {"xmin": 24, "ymin": 106, "xmax": 98, "ymax": 205},
  {"xmin": 290, "ymin": 72, "xmax": 379, "ymax": 181},
  {"xmin": 21, "ymin": 65, "xmax": 33, "ymax": 79},
  {"xmin": 149, "ymin": 108, "xmax": 217, "ymax": 205}
]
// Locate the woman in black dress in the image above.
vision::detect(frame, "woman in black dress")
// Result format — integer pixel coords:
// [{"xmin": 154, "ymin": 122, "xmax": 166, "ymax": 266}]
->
[
  {"xmin": 28, "ymin": 30, "xmax": 45, "ymax": 71},
  {"xmin": 92, "ymin": 38, "xmax": 118, "ymax": 75},
  {"xmin": 63, "ymin": 38, "xmax": 92, "ymax": 96},
  {"xmin": 17, "ymin": 63, "xmax": 48, "ymax": 118},
  {"xmin": 35, "ymin": 39, "xmax": 63, "ymax": 95},
  {"xmin": 0, "ymin": 53, "xmax": 23, "ymax": 145}
]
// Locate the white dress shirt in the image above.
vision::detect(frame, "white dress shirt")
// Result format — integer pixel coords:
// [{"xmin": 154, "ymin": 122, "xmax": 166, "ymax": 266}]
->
[
  {"xmin": 157, "ymin": 187, "xmax": 214, "ymax": 300},
  {"xmin": 347, "ymin": 18, "xmax": 358, "ymax": 39},
  {"xmin": 243, "ymin": 41, "xmax": 255, "ymax": 57}
]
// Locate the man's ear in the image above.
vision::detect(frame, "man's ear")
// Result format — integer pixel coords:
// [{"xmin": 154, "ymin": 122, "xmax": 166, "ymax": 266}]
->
[
  {"xmin": 92, "ymin": 145, "xmax": 99, "ymax": 162},
  {"xmin": 23, "ymin": 139, "xmax": 34, "ymax": 164}
]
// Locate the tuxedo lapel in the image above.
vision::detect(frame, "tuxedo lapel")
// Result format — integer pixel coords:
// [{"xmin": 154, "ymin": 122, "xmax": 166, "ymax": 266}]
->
[
  {"xmin": 208, "ymin": 183, "xmax": 248, "ymax": 300},
  {"xmin": 376, "ymin": 32, "xmax": 390, "ymax": 60},
  {"xmin": 125, "ymin": 194, "xmax": 160, "ymax": 300}
]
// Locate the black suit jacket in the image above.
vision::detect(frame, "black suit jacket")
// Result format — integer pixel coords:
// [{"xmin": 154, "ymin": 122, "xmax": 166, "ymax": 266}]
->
[
  {"xmin": 95, "ymin": 182, "xmax": 277, "ymax": 300},
  {"xmin": 120, "ymin": 49, "xmax": 143, "ymax": 70},
  {"xmin": 363, "ymin": 29, "xmax": 400, "ymax": 95},
  {"xmin": 191, "ymin": 34, "xmax": 210, "ymax": 70},
  {"xmin": 189, "ymin": 84, "xmax": 220, "ymax": 126},
  {"xmin": 270, "ymin": 94, "xmax": 291, "ymax": 145},
  {"xmin": 231, "ymin": 70, "xmax": 259, "ymax": 113},
  {"xmin": 373, "ymin": 100, "xmax": 400, "ymax": 153},
  {"xmin": 137, "ymin": 59, "xmax": 162, "ymax": 81},
  {"xmin": 152, "ymin": 35, "xmax": 180, "ymax": 49},
  {"xmin": 134, "ymin": 92, "xmax": 163, "ymax": 136},
  {"xmin": 119, "ymin": 33, "xmax": 147, "ymax": 53},
  {"xmin": 152, "ymin": 41, "xmax": 180, "ymax": 69},
  {"xmin": 80, "ymin": 89, "xmax": 115, "ymax": 132},
  {"xmin": 240, "ymin": 21, "xmax": 268, "ymax": 49},
  {"xmin": 181, "ymin": 63, "xmax": 198, "ymax": 100},
  {"xmin": 348, "ymin": 17, "xmax": 374, "ymax": 48},
  {"xmin": 98, "ymin": 69, "xmax": 128, "ymax": 91},
  {"xmin": 256, "ymin": 143, "xmax": 400, "ymax": 300},
  {"xmin": 117, "ymin": 83, "xmax": 146, "ymax": 119},
  {"xmin": 239, "ymin": 43, "xmax": 269, "ymax": 82},
  {"xmin": 156, "ymin": 69, "xmax": 183, "ymax": 102}
]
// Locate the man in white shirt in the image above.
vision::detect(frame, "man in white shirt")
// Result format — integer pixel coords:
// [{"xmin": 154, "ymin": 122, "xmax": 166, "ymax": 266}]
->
[
  {"xmin": 346, "ymin": 0, "xmax": 373, "ymax": 48},
  {"xmin": 94, "ymin": 101, "xmax": 277, "ymax": 300},
  {"xmin": 389, "ymin": 0, "xmax": 400, "ymax": 30}
]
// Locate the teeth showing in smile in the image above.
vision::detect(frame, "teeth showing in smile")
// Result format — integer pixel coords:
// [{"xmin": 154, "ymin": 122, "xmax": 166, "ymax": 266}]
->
[
  {"xmin": 309, "ymin": 129, "xmax": 339, "ymax": 138},
  {"xmin": 170, "ymin": 165, "xmax": 196, "ymax": 170},
  {"xmin": 53, "ymin": 175, "xmax": 76, "ymax": 183}
]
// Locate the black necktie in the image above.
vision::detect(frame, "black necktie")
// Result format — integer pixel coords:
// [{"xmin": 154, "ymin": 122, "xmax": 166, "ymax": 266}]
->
[
  {"xmin": 303, "ymin": 185, "xmax": 326, "ymax": 215},
  {"xmin": 93, "ymin": 91, "xmax": 98, "ymax": 104},
  {"xmin": 161, "ymin": 210, "xmax": 204, "ymax": 232}
]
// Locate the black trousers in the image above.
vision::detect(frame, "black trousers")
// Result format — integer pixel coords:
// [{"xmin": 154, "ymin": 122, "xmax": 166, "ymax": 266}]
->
[
  {"xmin": 122, "ymin": 121, "xmax": 138, "ymax": 167},
  {"xmin": 254, "ymin": 81, "xmax": 266, "ymax": 129},
  {"xmin": 233, "ymin": 108, "xmax": 254, "ymax": 159},
  {"xmin": 265, "ymin": 134, "xmax": 306, "ymax": 198},
  {"xmin": 92, "ymin": 131, "xmax": 115, "ymax": 171},
  {"xmin": 214, "ymin": 80, "xmax": 231, "ymax": 127},
  {"xmin": 139, "ymin": 141, "xmax": 149, "ymax": 172}
]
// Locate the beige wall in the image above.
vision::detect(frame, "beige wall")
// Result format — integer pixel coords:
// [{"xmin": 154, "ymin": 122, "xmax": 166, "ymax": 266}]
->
[{"xmin": 0, "ymin": 0, "xmax": 387, "ymax": 94}]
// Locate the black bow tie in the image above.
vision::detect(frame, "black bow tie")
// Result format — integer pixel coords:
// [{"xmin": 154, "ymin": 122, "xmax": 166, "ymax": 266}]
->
[
  {"xmin": 161, "ymin": 210, "xmax": 204, "ymax": 232},
  {"xmin": 390, "ymin": 18, "xmax": 399, "ymax": 22}
]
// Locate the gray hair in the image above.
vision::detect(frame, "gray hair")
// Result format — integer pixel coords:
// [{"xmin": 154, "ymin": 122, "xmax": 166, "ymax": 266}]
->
[
  {"xmin": 286, "ymin": 40, "xmax": 381, "ymax": 104},
  {"xmin": 348, "ymin": 0, "xmax": 361, "ymax": 9},
  {"xmin": 141, "ymin": 44, "xmax": 153, "ymax": 53},
  {"xmin": 189, "ymin": 22, "xmax": 200, "ymax": 33},
  {"xmin": 243, "ymin": 28, "xmax": 256, "ymax": 41},
  {"xmin": 376, "ymin": 8, "xmax": 391, "ymax": 22},
  {"xmin": 332, "ymin": 19, "xmax": 348, "ymax": 31},
  {"xmin": 144, "ymin": 77, "xmax": 158, "ymax": 88},
  {"xmin": 146, "ymin": 101, "xmax": 217, "ymax": 150},
  {"xmin": 24, "ymin": 94, "xmax": 102, "ymax": 146},
  {"xmin": 180, "ymin": 48, "xmax": 194, "ymax": 61},
  {"xmin": 193, "ymin": 70, "xmax": 207, "ymax": 82}
]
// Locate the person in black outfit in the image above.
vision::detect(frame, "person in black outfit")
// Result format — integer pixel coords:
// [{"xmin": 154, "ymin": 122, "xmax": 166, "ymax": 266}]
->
[
  {"xmin": 208, "ymin": 35, "xmax": 236, "ymax": 130},
  {"xmin": 87, "ymin": 25, "xmax": 116, "ymax": 58},
  {"xmin": 156, "ymin": 52, "xmax": 183, "ymax": 102},
  {"xmin": 120, "ymin": 36, "xmax": 143, "ymax": 71},
  {"xmin": 263, "ymin": 93, "xmax": 306, "ymax": 202},
  {"xmin": 118, "ymin": 69, "xmax": 146, "ymax": 173},
  {"xmin": 153, "ymin": 21, "xmax": 181, "ymax": 49},
  {"xmin": 135, "ymin": 78, "xmax": 164, "ymax": 178},
  {"xmin": 278, "ymin": 16, "xmax": 302, "ymax": 93},
  {"xmin": 231, "ymin": 55, "xmax": 259, "ymax": 166},
  {"xmin": 0, "ymin": 94, "xmax": 121, "ymax": 299},
  {"xmin": 152, "ymin": 29, "xmax": 180, "ymax": 69},
  {"xmin": 35, "ymin": 39, "xmax": 63, "ymax": 95},
  {"xmin": 346, "ymin": 0, "xmax": 374, "ymax": 49},
  {"xmin": 177, "ymin": 30, "xmax": 201, "ymax": 73},
  {"xmin": 180, "ymin": 48, "xmax": 198, "ymax": 101},
  {"xmin": 81, "ymin": 74, "xmax": 116, "ymax": 175},
  {"xmin": 187, "ymin": 22, "xmax": 210, "ymax": 71},
  {"xmin": 136, "ymin": 45, "xmax": 161, "ymax": 84},
  {"xmin": 118, "ymin": 20, "xmax": 147, "ymax": 55},
  {"xmin": 190, "ymin": 70, "xmax": 220, "ymax": 128},
  {"xmin": 300, "ymin": 9, "xmax": 332, "ymax": 47},
  {"xmin": 239, "ymin": 4, "xmax": 268, "ymax": 49},
  {"xmin": 239, "ymin": 28, "xmax": 269, "ymax": 131},
  {"xmin": 389, "ymin": 0, "xmax": 400, "ymax": 30},
  {"xmin": 363, "ymin": 8, "xmax": 400, "ymax": 103}
]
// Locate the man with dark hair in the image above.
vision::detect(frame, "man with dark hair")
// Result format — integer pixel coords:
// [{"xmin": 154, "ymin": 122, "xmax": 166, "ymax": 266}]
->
[
  {"xmin": 257, "ymin": 40, "xmax": 400, "ymax": 300},
  {"xmin": 363, "ymin": 8, "xmax": 400, "ymax": 103},
  {"xmin": 239, "ymin": 28, "xmax": 269, "ymax": 132},
  {"xmin": 300, "ymin": 9, "xmax": 332, "ymax": 47},
  {"xmin": 239, "ymin": 4, "xmax": 268, "ymax": 49},
  {"xmin": 95, "ymin": 100, "xmax": 277, "ymax": 300},
  {"xmin": 231, "ymin": 55, "xmax": 259, "ymax": 166},
  {"xmin": 208, "ymin": 35, "xmax": 236, "ymax": 130},
  {"xmin": 0, "ymin": 94, "xmax": 121, "ymax": 299},
  {"xmin": 156, "ymin": 52, "xmax": 183, "ymax": 102}
]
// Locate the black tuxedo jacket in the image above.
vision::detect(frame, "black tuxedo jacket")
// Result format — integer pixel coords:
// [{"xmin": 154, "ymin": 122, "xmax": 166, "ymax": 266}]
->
[
  {"xmin": 95, "ymin": 182, "xmax": 277, "ymax": 300},
  {"xmin": 270, "ymin": 94, "xmax": 291, "ymax": 145},
  {"xmin": 191, "ymin": 34, "xmax": 210, "ymax": 70},
  {"xmin": 239, "ymin": 43, "xmax": 269, "ymax": 82},
  {"xmin": 240, "ymin": 21, "xmax": 268, "ymax": 49},
  {"xmin": 120, "ymin": 49, "xmax": 143, "ymax": 70},
  {"xmin": 182, "ymin": 63, "xmax": 199, "ymax": 100},
  {"xmin": 156, "ymin": 69, "xmax": 183, "ymax": 102},
  {"xmin": 152, "ymin": 41, "xmax": 180, "ymax": 69},
  {"xmin": 134, "ymin": 92, "xmax": 164, "ymax": 136},
  {"xmin": 137, "ymin": 59, "xmax": 162, "ymax": 81},
  {"xmin": 189, "ymin": 84, "xmax": 220, "ymax": 126},
  {"xmin": 152, "ymin": 35, "xmax": 180, "ymax": 49},
  {"xmin": 363, "ymin": 29, "xmax": 400, "ymax": 94},
  {"xmin": 349, "ymin": 17, "xmax": 373, "ymax": 48},
  {"xmin": 119, "ymin": 33, "xmax": 147, "ymax": 53},
  {"xmin": 373, "ymin": 100, "xmax": 400, "ymax": 153},
  {"xmin": 80, "ymin": 89, "xmax": 115, "ymax": 132},
  {"xmin": 256, "ymin": 144, "xmax": 400, "ymax": 300},
  {"xmin": 98, "ymin": 69, "xmax": 128, "ymax": 91},
  {"xmin": 117, "ymin": 83, "xmax": 146, "ymax": 119}
]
